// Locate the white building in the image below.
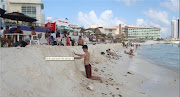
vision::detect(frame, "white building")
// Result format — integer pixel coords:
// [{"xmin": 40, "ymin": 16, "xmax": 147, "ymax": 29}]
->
[
  {"xmin": 0, "ymin": 0, "xmax": 8, "ymax": 10},
  {"xmin": 171, "ymin": 19, "xmax": 179, "ymax": 39},
  {"xmin": 0, "ymin": 0, "xmax": 45, "ymax": 25}
]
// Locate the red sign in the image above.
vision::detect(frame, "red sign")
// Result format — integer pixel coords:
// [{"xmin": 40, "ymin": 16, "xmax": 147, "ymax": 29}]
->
[{"xmin": 45, "ymin": 22, "xmax": 56, "ymax": 31}]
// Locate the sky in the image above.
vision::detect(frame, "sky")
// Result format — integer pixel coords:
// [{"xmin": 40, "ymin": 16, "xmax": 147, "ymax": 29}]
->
[{"xmin": 42, "ymin": 0, "xmax": 179, "ymax": 38}]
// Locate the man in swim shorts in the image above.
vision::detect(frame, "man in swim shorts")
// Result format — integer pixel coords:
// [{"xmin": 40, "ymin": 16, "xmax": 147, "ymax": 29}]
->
[{"xmin": 74, "ymin": 45, "xmax": 102, "ymax": 82}]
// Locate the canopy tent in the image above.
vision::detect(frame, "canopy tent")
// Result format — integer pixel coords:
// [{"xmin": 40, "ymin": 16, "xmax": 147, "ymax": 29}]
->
[
  {"xmin": 107, "ymin": 33, "xmax": 113, "ymax": 38},
  {"xmin": 84, "ymin": 30, "xmax": 94, "ymax": 33},
  {"xmin": 57, "ymin": 26, "xmax": 74, "ymax": 32},
  {"xmin": 94, "ymin": 28, "xmax": 102, "ymax": 35},
  {"xmin": 0, "ymin": 12, "xmax": 37, "ymax": 25}
]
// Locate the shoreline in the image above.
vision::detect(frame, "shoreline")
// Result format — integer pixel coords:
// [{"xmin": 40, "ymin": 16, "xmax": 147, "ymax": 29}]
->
[
  {"xmin": 129, "ymin": 52, "xmax": 179, "ymax": 97},
  {"xmin": 137, "ymin": 52, "xmax": 179, "ymax": 72}
]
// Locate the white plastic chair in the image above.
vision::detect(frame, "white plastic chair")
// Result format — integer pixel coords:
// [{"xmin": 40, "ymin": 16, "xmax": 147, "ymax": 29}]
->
[
  {"xmin": 30, "ymin": 35, "xmax": 40, "ymax": 45},
  {"xmin": 39, "ymin": 33, "xmax": 47, "ymax": 44}
]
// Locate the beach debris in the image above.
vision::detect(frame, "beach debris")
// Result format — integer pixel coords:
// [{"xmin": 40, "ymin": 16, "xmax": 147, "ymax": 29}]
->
[
  {"xmin": 95, "ymin": 62, "xmax": 99, "ymax": 64},
  {"xmin": 102, "ymin": 93, "xmax": 107, "ymax": 95},
  {"xmin": 110, "ymin": 84, "xmax": 114, "ymax": 86},
  {"xmin": 87, "ymin": 85, "xmax": 93, "ymax": 91},
  {"xmin": 109, "ymin": 78, "xmax": 113, "ymax": 81},
  {"xmin": 118, "ymin": 94, "xmax": 122, "ymax": 97},
  {"xmin": 116, "ymin": 88, "xmax": 119, "ymax": 90},
  {"xmin": 101, "ymin": 70, "xmax": 104, "ymax": 72},
  {"xmin": 139, "ymin": 92, "xmax": 146, "ymax": 94},
  {"xmin": 112, "ymin": 94, "xmax": 115, "ymax": 97},
  {"xmin": 94, "ymin": 68, "xmax": 98, "ymax": 72},
  {"xmin": 123, "ymin": 75, "xmax": 127, "ymax": 76},
  {"xmin": 127, "ymin": 72, "xmax": 134, "ymax": 75}
]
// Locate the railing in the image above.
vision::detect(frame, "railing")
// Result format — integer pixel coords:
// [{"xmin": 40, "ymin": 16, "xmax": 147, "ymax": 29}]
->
[{"xmin": 4, "ymin": 24, "xmax": 47, "ymax": 33}]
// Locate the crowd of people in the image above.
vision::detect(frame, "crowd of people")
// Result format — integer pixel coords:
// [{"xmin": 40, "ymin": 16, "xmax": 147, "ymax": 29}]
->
[
  {"xmin": 45, "ymin": 30, "xmax": 85, "ymax": 46},
  {"xmin": 0, "ymin": 26, "xmax": 38, "ymax": 47}
]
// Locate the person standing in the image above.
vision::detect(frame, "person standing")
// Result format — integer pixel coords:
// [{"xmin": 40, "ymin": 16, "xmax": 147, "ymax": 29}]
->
[{"xmin": 78, "ymin": 36, "xmax": 84, "ymax": 46}]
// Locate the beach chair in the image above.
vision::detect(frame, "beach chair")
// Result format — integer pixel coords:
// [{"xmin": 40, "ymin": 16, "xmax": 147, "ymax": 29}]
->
[{"xmin": 30, "ymin": 35, "xmax": 40, "ymax": 45}]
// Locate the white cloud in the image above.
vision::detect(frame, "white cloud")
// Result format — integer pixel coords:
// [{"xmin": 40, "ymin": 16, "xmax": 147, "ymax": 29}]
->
[
  {"xmin": 77, "ymin": 10, "xmax": 125, "ymax": 28},
  {"xmin": 136, "ymin": 18, "xmax": 146, "ymax": 26},
  {"xmin": 144, "ymin": 9, "xmax": 170, "ymax": 25},
  {"xmin": 141, "ymin": 9, "xmax": 171, "ymax": 38},
  {"xmin": 160, "ymin": 0, "xmax": 179, "ymax": 12},
  {"xmin": 115, "ymin": 0, "xmax": 137, "ymax": 6}
]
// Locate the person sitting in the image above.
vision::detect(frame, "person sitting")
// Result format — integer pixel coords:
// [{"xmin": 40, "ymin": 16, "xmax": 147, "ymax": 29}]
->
[
  {"xmin": 0, "ymin": 27, "xmax": 13, "ymax": 47},
  {"xmin": 28, "ymin": 26, "xmax": 36, "ymax": 40},
  {"xmin": 13, "ymin": 38, "xmax": 28, "ymax": 47},
  {"xmin": 124, "ymin": 46, "xmax": 134, "ymax": 56},
  {"xmin": 31, "ymin": 26, "xmax": 36, "ymax": 35},
  {"xmin": 106, "ymin": 49, "xmax": 120, "ymax": 60}
]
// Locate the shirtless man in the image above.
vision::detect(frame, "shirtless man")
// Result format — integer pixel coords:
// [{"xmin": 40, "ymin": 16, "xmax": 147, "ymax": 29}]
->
[
  {"xmin": 74, "ymin": 45, "xmax": 102, "ymax": 82},
  {"xmin": 78, "ymin": 36, "xmax": 84, "ymax": 46}
]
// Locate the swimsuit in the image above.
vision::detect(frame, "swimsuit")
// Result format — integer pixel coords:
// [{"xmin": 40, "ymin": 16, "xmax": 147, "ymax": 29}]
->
[{"xmin": 85, "ymin": 64, "xmax": 92, "ymax": 78}]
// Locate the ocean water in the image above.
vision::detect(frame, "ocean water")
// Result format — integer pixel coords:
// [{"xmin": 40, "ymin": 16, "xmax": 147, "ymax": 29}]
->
[{"xmin": 137, "ymin": 44, "xmax": 180, "ymax": 71}]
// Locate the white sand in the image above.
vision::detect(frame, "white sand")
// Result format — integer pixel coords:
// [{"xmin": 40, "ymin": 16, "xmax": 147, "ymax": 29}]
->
[{"xmin": 0, "ymin": 44, "xmax": 179, "ymax": 97}]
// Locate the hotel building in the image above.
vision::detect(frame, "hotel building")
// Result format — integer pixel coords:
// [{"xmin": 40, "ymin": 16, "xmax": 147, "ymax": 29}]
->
[
  {"xmin": 124, "ymin": 26, "xmax": 161, "ymax": 40},
  {"xmin": 0, "ymin": 0, "xmax": 45, "ymax": 25}
]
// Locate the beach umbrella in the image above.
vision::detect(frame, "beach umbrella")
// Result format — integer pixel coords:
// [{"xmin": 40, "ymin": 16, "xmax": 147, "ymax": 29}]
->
[
  {"xmin": 0, "ymin": 8, "xmax": 6, "ymax": 16},
  {"xmin": 0, "ymin": 12, "xmax": 37, "ymax": 25}
]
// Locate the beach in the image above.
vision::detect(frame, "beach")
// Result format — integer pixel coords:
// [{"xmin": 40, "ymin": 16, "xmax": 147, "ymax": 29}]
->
[{"xmin": 0, "ymin": 44, "xmax": 179, "ymax": 97}]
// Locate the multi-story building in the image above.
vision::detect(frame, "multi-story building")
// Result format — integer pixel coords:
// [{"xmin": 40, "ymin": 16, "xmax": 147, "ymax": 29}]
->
[
  {"xmin": 0, "ymin": 0, "xmax": 8, "ymax": 27},
  {"xmin": 124, "ymin": 26, "xmax": 161, "ymax": 40},
  {"xmin": 171, "ymin": 19, "xmax": 179, "ymax": 39},
  {"xmin": 88, "ymin": 25, "xmax": 118, "ymax": 36},
  {"xmin": 0, "ymin": 0, "xmax": 8, "ymax": 10},
  {"xmin": 178, "ymin": 19, "xmax": 180, "ymax": 39},
  {"xmin": 0, "ymin": 0, "xmax": 45, "ymax": 25},
  {"xmin": 171, "ymin": 19, "xmax": 180, "ymax": 40}
]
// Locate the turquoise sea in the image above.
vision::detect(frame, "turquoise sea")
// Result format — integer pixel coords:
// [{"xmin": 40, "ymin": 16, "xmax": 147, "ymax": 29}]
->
[{"xmin": 137, "ymin": 44, "xmax": 180, "ymax": 71}]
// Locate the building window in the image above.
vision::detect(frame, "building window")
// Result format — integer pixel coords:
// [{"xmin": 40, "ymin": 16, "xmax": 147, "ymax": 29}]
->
[
  {"xmin": 21, "ymin": 6, "xmax": 36, "ymax": 19},
  {"xmin": 2, "ymin": 5, "xmax": 5, "ymax": 10},
  {"xmin": 1, "ymin": 0, "xmax": 4, "ymax": 2}
]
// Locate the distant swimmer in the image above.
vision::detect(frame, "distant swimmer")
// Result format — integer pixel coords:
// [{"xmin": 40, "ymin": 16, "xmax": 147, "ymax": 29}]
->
[
  {"xmin": 136, "ymin": 44, "xmax": 138, "ymax": 49},
  {"xmin": 74, "ymin": 45, "xmax": 102, "ymax": 82}
]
